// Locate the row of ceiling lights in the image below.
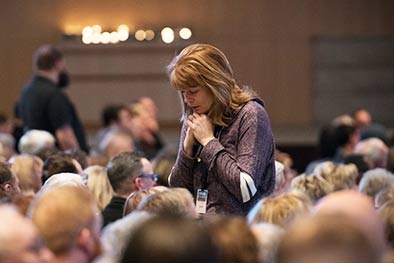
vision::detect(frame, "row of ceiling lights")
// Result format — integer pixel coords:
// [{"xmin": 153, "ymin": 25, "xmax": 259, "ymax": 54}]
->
[{"xmin": 81, "ymin": 24, "xmax": 192, "ymax": 44}]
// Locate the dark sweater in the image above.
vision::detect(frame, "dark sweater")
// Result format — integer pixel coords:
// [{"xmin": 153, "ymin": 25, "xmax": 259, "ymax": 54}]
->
[
  {"xmin": 102, "ymin": 196, "xmax": 126, "ymax": 227},
  {"xmin": 170, "ymin": 99, "xmax": 275, "ymax": 215}
]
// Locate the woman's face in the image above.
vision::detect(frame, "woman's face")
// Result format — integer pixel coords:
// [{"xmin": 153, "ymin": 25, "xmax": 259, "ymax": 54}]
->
[{"xmin": 181, "ymin": 86, "xmax": 214, "ymax": 114}]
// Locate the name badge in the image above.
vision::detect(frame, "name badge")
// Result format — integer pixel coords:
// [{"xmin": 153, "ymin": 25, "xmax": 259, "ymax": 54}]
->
[{"xmin": 196, "ymin": 189, "xmax": 208, "ymax": 214}]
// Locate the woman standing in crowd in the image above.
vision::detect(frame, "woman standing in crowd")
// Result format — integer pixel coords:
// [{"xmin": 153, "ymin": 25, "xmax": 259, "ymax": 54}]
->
[{"xmin": 167, "ymin": 43, "xmax": 275, "ymax": 215}]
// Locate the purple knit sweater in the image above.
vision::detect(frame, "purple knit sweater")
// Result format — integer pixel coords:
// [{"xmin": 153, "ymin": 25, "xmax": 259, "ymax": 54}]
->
[{"xmin": 169, "ymin": 99, "xmax": 275, "ymax": 215}]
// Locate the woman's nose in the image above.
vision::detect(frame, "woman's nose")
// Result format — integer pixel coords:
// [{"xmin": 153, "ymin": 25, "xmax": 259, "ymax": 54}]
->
[{"xmin": 183, "ymin": 94, "xmax": 193, "ymax": 104}]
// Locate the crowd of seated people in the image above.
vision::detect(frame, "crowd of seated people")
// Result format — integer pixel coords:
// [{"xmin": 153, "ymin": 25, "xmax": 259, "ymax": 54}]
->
[{"xmin": 1, "ymin": 104, "xmax": 394, "ymax": 263}]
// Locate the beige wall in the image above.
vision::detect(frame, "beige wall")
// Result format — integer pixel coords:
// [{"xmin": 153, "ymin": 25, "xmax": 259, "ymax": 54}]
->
[{"xmin": 1, "ymin": 0, "xmax": 393, "ymax": 130}]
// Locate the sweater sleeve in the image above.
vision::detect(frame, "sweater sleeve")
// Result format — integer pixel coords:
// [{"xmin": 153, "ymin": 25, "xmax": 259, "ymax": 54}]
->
[
  {"xmin": 199, "ymin": 102, "xmax": 275, "ymax": 203},
  {"xmin": 168, "ymin": 121, "xmax": 195, "ymax": 193}
]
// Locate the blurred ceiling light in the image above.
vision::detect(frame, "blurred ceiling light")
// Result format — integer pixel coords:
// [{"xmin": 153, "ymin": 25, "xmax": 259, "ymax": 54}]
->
[
  {"xmin": 100, "ymin": 32, "xmax": 111, "ymax": 44},
  {"xmin": 117, "ymin": 24, "xmax": 130, "ymax": 41},
  {"xmin": 82, "ymin": 26, "xmax": 93, "ymax": 36},
  {"xmin": 92, "ymin": 32, "xmax": 101, "ymax": 44},
  {"xmin": 110, "ymin": 32, "xmax": 120, "ymax": 44},
  {"xmin": 92, "ymin": 25, "xmax": 102, "ymax": 34},
  {"xmin": 82, "ymin": 34, "xmax": 93, "ymax": 44},
  {"xmin": 118, "ymin": 31, "xmax": 129, "ymax": 41},
  {"xmin": 179, "ymin": 27, "xmax": 192, "ymax": 40},
  {"xmin": 117, "ymin": 24, "xmax": 129, "ymax": 32},
  {"xmin": 135, "ymin": 30, "xmax": 146, "ymax": 41},
  {"xmin": 145, "ymin": 30, "xmax": 155, "ymax": 41},
  {"xmin": 161, "ymin": 27, "xmax": 174, "ymax": 44}
]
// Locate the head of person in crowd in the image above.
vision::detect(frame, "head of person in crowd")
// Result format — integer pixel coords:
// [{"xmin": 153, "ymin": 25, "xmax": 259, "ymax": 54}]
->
[
  {"xmin": 275, "ymin": 149, "xmax": 294, "ymax": 169},
  {"xmin": 274, "ymin": 151, "xmax": 296, "ymax": 193},
  {"xmin": 250, "ymin": 223, "xmax": 285, "ymax": 263},
  {"xmin": 314, "ymin": 190, "xmax": 385, "ymax": 260},
  {"xmin": 378, "ymin": 200, "xmax": 394, "ymax": 249},
  {"xmin": 152, "ymin": 145, "xmax": 178, "ymax": 186},
  {"xmin": 36, "ymin": 147, "xmax": 61, "ymax": 162},
  {"xmin": 99, "ymin": 130, "xmax": 134, "ymax": 161},
  {"xmin": 85, "ymin": 165, "xmax": 114, "ymax": 211},
  {"xmin": 352, "ymin": 108, "xmax": 372, "ymax": 129},
  {"xmin": 344, "ymin": 153, "xmax": 370, "ymax": 183},
  {"xmin": 122, "ymin": 216, "xmax": 219, "ymax": 263},
  {"xmin": 137, "ymin": 187, "xmax": 197, "ymax": 219},
  {"xmin": 0, "ymin": 112, "xmax": 13, "ymax": 134},
  {"xmin": 99, "ymin": 210, "xmax": 153, "ymax": 263},
  {"xmin": 332, "ymin": 123, "xmax": 360, "ymax": 161},
  {"xmin": 167, "ymin": 43, "xmax": 258, "ymax": 126},
  {"xmin": 0, "ymin": 133, "xmax": 15, "ymax": 161},
  {"xmin": 317, "ymin": 124, "xmax": 339, "ymax": 159},
  {"xmin": 247, "ymin": 191, "xmax": 312, "ymax": 227},
  {"xmin": 271, "ymin": 160, "xmax": 296, "ymax": 196},
  {"xmin": 0, "ymin": 204, "xmax": 53, "ymax": 263},
  {"xmin": 29, "ymin": 186, "xmax": 102, "ymax": 263},
  {"xmin": 375, "ymin": 185, "xmax": 394, "ymax": 209},
  {"xmin": 106, "ymin": 152, "xmax": 156, "ymax": 198},
  {"xmin": 130, "ymin": 101, "xmax": 159, "ymax": 134},
  {"xmin": 127, "ymin": 101, "xmax": 164, "ymax": 160},
  {"xmin": 277, "ymin": 213, "xmax": 379, "ymax": 263},
  {"xmin": 354, "ymin": 137, "xmax": 389, "ymax": 169},
  {"xmin": 0, "ymin": 162, "xmax": 21, "ymax": 200},
  {"xmin": 101, "ymin": 104, "xmax": 131, "ymax": 129},
  {"xmin": 331, "ymin": 114, "xmax": 355, "ymax": 127},
  {"xmin": 65, "ymin": 148, "xmax": 88, "ymax": 169},
  {"xmin": 206, "ymin": 216, "xmax": 259, "ymax": 263},
  {"xmin": 18, "ymin": 129, "xmax": 56, "ymax": 155},
  {"xmin": 9, "ymin": 154, "xmax": 43, "ymax": 195},
  {"xmin": 123, "ymin": 186, "xmax": 168, "ymax": 216},
  {"xmin": 290, "ymin": 173, "xmax": 334, "ymax": 204},
  {"xmin": 313, "ymin": 161, "xmax": 358, "ymax": 191},
  {"xmin": 33, "ymin": 44, "xmax": 69, "ymax": 88},
  {"xmin": 41, "ymin": 152, "xmax": 80, "ymax": 184},
  {"xmin": 39, "ymin": 172, "xmax": 85, "ymax": 193},
  {"xmin": 139, "ymin": 96, "xmax": 158, "ymax": 121},
  {"xmin": 358, "ymin": 168, "xmax": 394, "ymax": 200}
]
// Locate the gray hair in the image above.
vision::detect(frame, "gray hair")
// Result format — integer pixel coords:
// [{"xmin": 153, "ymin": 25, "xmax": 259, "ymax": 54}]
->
[
  {"xmin": 18, "ymin": 129, "xmax": 55, "ymax": 155},
  {"xmin": 359, "ymin": 168, "xmax": 394, "ymax": 199},
  {"xmin": 98, "ymin": 211, "xmax": 153, "ymax": 263}
]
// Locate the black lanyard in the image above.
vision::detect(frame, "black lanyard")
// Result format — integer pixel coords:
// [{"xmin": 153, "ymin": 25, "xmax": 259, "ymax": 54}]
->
[{"xmin": 194, "ymin": 125, "xmax": 222, "ymax": 190}]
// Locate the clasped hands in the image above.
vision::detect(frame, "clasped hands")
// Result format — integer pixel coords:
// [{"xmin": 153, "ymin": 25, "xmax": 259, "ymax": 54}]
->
[{"xmin": 183, "ymin": 113, "xmax": 215, "ymax": 157}]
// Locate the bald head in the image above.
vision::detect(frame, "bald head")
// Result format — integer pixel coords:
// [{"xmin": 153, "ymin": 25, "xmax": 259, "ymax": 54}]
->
[
  {"xmin": 0, "ymin": 205, "xmax": 52, "ymax": 263},
  {"xmin": 314, "ymin": 190, "xmax": 385, "ymax": 259}
]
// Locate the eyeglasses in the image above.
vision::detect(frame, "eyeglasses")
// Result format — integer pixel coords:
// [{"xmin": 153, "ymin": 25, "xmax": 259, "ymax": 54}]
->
[{"xmin": 138, "ymin": 173, "xmax": 158, "ymax": 182}]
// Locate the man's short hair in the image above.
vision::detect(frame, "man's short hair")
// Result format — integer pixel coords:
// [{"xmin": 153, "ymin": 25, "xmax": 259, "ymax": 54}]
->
[
  {"xmin": 106, "ymin": 152, "xmax": 143, "ymax": 193},
  {"xmin": 33, "ymin": 45, "xmax": 63, "ymax": 71},
  {"xmin": 101, "ymin": 104, "xmax": 127, "ymax": 127},
  {"xmin": 42, "ymin": 152, "xmax": 78, "ymax": 184}
]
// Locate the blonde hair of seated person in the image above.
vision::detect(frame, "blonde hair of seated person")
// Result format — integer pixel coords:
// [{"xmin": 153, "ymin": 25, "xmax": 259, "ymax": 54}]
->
[{"xmin": 85, "ymin": 165, "xmax": 114, "ymax": 211}]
